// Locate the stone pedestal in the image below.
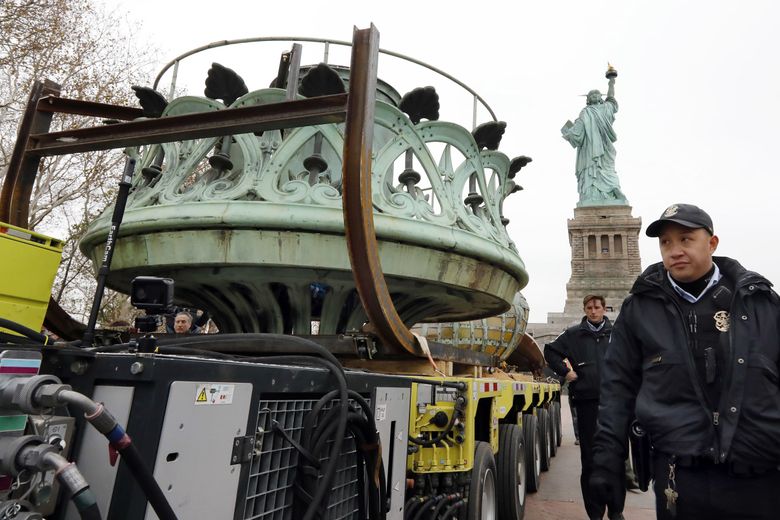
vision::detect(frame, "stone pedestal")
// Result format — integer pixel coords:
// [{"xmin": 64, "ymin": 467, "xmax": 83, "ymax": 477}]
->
[{"xmin": 545, "ymin": 205, "xmax": 642, "ymax": 328}]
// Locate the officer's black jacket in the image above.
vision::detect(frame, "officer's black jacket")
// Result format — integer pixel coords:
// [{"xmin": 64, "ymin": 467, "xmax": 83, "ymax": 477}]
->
[
  {"xmin": 545, "ymin": 316, "xmax": 613, "ymax": 401},
  {"xmin": 592, "ymin": 256, "xmax": 780, "ymax": 474}
]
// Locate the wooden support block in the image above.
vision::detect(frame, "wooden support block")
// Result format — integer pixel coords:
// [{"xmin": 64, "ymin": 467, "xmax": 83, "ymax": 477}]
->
[{"xmin": 452, "ymin": 364, "xmax": 482, "ymax": 378}]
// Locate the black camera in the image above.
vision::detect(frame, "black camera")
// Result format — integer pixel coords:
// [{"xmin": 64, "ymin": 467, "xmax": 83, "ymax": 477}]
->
[
  {"xmin": 131, "ymin": 277, "xmax": 175, "ymax": 333},
  {"xmin": 131, "ymin": 276, "xmax": 174, "ymax": 314}
]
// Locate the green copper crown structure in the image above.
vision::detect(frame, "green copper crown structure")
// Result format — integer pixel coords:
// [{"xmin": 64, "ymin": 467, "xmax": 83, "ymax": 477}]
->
[{"xmin": 78, "ymin": 37, "xmax": 533, "ymax": 342}]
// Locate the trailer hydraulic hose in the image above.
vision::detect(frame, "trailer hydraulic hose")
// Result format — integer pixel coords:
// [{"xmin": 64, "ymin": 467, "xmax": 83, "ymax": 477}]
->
[
  {"xmin": 440, "ymin": 499, "xmax": 466, "ymax": 519},
  {"xmin": 428, "ymin": 493, "xmax": 459, "ymax": 520},
  {"xmin": 92, "ymin": 333, "xmax": 346, "ymax": 358},
  {"xmin": 0, "ymin": 317, "xmax": 48, "ymax": 344},
  {"xmin": 150, "ymin": 346, "xmax": 236, "ymax": 360},
  {"xmin": 0, "ymin": 436, "xmax": 101, "ymax": 520},
  {"xmin": 403, "ymin": 495, "xmax": 427, "ymax": 519},
  {"xmin": 41, "ymin": 452, "xmax": 102, "ymax": 520},
  {"xmin": 306, "ymin": 408, "xmax": 384, "ymax": 519},
  {"xmin": 116, "ymin": 441, "xmax": 177, "ymax": 520},
  {"xmin": 301, "ymin": 369, "xmax": 384, "ymax": 520},
  {"xmin": 0, "ymin": 330, "xmax": 41, "ymax": 345},
  {"xmin": 411, "ymin": 494, "xmax": 440, "ymax": 520},
  {"xmin": 403, "ymin": 496, "xmax": 421, "ymax": 515}
]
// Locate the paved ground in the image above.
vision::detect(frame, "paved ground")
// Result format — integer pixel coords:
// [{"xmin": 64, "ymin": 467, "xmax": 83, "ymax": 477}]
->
[{"xmin": 524, "ymin": 398, "xmax": 656, "ymax": 520}]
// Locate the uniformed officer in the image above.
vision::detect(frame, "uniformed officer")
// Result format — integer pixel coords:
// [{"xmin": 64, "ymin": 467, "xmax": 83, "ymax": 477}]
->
[
  {"xmin": 590, "ymin": 203, "xmax": 780, "ymax": 519},
  {"xmin": 545, "ymin": 294, "xmax": 625, "ymax": 520}
]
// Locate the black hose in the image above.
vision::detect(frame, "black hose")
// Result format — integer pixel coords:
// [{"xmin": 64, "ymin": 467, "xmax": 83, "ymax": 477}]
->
[
  {"xmin": 92, "ymin": 343, "xmax": 237, "ymax": 360},
  {"xmin": 404, "ymin": 496, "xmax": 419, "ymax": 514},
  {"xmin": 153, "ymin": 332, "xmax": 336, "ymax": 351},
  {"xmin": 304, "ymin": 391, "xmax": 385, "ymax": 519},
  {"xmin": 411, "ymin": 495, "xmax": 438, "ymax": 520},
  {"xmin": 285, "ymin": 382, "xmax": 385, "ymax": 519},
  {"xmin": 93, "ymin": 334, "xmax": 346, "ymax": 361},
  {"xmin": 155, "ymin": 346, "xmax": 236, "ymax": 359},
  {"xmin": 0, "ymin": 317, "xmax": 47, "ymax": 343},
  {"xmin": 73, "ymin": 500, "xmax": 102, "ymax": 520},
  {"xmin": 440, "ymin": 499, "xmax": 465, "ymax": 519},
  {"xmin": 89, "ymin": 342, "xmax": 135, "ymax": 352},
  {"xmin": 117, "ymin": 442, "xmax": 177, "ymax": 520},
  {"xmin": 404, "ymin": 496, "xmax": 426, "ymax": 519},
  {"xmin": 0, "ymin": 331, "xmax": 41, "ymax": 345},
  {"xmin": 429, "ymin": 494, "xmax": 459, "ymax": 520}
]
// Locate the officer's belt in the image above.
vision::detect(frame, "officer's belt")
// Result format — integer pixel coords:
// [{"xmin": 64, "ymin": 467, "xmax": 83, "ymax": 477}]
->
[{"xmin": 669, "ymin": 455, "xmax": 780, "ymax": 478}]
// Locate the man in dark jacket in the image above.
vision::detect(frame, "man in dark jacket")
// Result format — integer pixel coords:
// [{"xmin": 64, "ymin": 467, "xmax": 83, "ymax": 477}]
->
[
  {"xmin": 546, "ymin": 295, "xmax": 625, "ymax": 520},
  {"xmin": 591, "ymin": 203, "xmax": 780, "ymax": 519}
]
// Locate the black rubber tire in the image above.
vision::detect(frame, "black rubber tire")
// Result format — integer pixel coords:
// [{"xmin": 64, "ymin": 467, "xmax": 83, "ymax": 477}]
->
[
  {"xmin": 554, "ymin": 401, "xmax": 563, "ymax": 447},
  {"xmin": 538, "ymin": 408, "xmax": 551, "ymax": 471},
  {"xmin": 497, "ymin": 424, "xmax": 526, "ymax": 520},
  {"xmin": 466, "ymin": 441, "xmax": 498, "ymax": 520},
  {"xmin": 547, "ymin": 405, "xmax": 557, "ymax": 458},
  {"xmin": 523, "ymin": 414, "xmax": 541, "ymax": 493}
]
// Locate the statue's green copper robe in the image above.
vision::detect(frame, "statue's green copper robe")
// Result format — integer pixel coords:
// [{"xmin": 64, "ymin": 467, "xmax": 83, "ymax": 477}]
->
[{"xmin": 562, "ymin": 97, "xmax": 627, "ymax": 207}]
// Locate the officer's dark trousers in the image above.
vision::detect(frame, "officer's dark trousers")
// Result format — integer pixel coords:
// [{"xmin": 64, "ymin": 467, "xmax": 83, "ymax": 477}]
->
[
  {"xmin": 652, "ymin": 455, "xmax": 780, "ymax": 519},
  {"xmin": 575, "ymin": 399, "xmax": 624, "ymax": 519}
]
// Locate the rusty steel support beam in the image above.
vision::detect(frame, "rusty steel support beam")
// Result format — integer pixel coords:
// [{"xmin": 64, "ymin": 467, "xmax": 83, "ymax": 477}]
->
[
  {"xmin": 0, "ymin": 79, "xmax": 61, "ymax": 225},
  {"xmin": 27, "ymin": 93, "xmax": 348, "ymax": 156},
  {"xmin": 35, "ymin": 95, "xmax": 143, "ymax": 120},
  {"xmin": 341, "ymin": 25, "xmax": 422, "ymax": 358}
]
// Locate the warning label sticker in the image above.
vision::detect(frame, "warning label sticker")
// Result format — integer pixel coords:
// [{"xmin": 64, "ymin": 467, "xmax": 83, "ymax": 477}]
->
[{"xmin": 194, "ymin": 383, "xmax": 235, "ymax": 405}]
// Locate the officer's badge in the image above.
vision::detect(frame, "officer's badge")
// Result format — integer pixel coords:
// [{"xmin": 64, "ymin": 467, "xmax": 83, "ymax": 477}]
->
[
  {"xmin": 663, "ymin": 205, "xmax": 679, "ymax": 218},
  {"xmin": 714, "ymin": 310, "xmax": 730, "ymax": 332}
]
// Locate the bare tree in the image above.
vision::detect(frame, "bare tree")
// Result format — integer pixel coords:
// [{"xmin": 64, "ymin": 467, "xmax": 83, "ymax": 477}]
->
[{"xmin": 0, "ymin": 0, "xmax": 156, "ymax": 322}]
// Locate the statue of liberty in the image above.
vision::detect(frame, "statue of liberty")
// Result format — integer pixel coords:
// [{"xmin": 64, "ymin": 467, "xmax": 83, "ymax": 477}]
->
[{"xmin": 561, "ymin": 65, "xmax": 627, "ymax": 207}]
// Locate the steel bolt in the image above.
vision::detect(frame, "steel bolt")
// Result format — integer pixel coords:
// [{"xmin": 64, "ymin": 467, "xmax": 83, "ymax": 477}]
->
[{"xmin": 130, "ymin": 362, "xmax": 144, "ymax": 375}]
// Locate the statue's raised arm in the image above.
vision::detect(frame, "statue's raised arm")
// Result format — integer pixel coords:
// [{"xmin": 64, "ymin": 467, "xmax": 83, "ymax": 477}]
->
[
  {"xmin": 561, "ymin": 65, "xmax": 627, "ymax": 207},
  {"xmin": 606, "ymin": 63, "xmax": 616, "ymax": 101}
]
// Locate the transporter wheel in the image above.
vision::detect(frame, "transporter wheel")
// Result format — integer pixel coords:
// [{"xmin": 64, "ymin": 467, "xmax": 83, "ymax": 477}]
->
[
  {"xmin": 466, "ymin": 441, "xmax": 498, "ymax": 520},
  {"xmin": 538, "ymin": 408, "xmax": 551, "ymax": 471},
  {"xmin": 497, "ymin": 424, "xmax": 526, "ymax": 520},
  {"xmin": 554, "ymin": 401, "xmax": 563, "ymax": 447},
  {"xmin": 547, "ymin": 405, "xmax": 558, "ymax": 458},
  {"xmin": 523, "ymin": 414, "xmax": 541, "ymax": 492}
]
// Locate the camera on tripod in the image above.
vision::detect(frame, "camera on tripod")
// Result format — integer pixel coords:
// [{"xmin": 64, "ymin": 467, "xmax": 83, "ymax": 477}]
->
[{"xmin": 130, "ymin": 276, "xmax": 175, "ymax": 333}]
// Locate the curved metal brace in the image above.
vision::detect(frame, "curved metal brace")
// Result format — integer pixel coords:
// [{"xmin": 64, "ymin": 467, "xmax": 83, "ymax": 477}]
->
[{"xmin": 341, "ymin": 25, "xmax": 421, "ymax": 357}]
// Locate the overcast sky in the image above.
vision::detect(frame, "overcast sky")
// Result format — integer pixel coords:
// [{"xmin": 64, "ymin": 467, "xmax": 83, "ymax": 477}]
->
[{"xmin": 101, "ymin": 0, "xmax": 780, "ymax": 322}]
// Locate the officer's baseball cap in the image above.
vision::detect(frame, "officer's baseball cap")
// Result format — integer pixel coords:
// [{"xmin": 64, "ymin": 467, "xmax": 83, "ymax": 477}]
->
[{"xmin": 645, "ymin": 203, "xmax": 714, "ymax": 237}]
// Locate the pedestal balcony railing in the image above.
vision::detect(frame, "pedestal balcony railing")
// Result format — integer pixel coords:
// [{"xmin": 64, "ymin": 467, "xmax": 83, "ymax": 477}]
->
[{"xmin": 80, "ymin": 38, "xmax": 533, "ymax": 334}]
